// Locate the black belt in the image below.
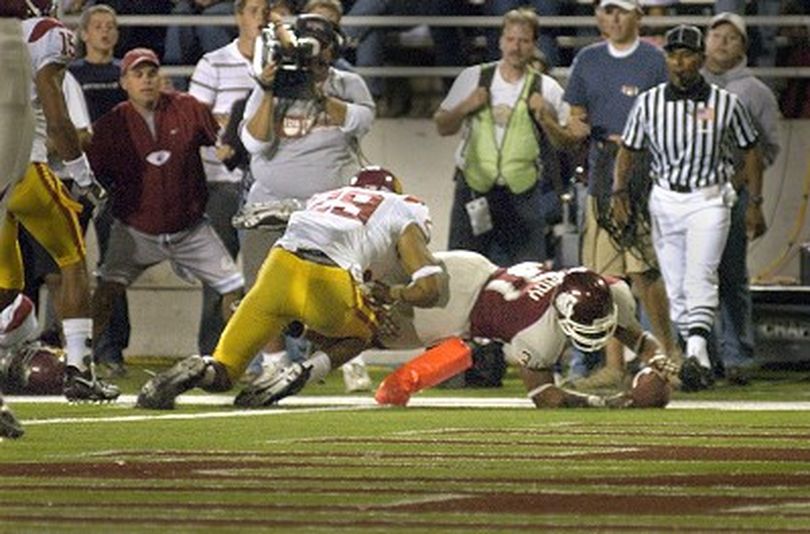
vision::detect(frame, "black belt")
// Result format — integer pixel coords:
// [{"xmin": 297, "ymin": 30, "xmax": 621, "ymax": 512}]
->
[{"xmin": 294, "ymin": 248, "xmax": 338, "ymax": 267}]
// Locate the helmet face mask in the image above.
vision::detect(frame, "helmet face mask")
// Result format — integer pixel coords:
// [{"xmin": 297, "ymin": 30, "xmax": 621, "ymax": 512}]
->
[
  {"xmin": 553, "ymin": 268, "xmax": 618, "ymax": 352},
  {"xmin": 349, "ymin": 166, "xmax": 403, "ymax": 194},
  {"xmin": 26, "ymin": 0, "xmax": 56, "ymax": 17}
]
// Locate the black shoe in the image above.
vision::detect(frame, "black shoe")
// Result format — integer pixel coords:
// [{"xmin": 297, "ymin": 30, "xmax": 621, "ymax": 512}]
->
[
  {"xmin": 234, "ymin": 362, "xmax": 311, "ymax": 408},
  {"xmin": 0, "ymin": 400, "xmax": 24, "ymax": 439},
  {"xmin": 679, "ymin": 357, "xmax": 714, "ymax": 392},
  {"xmin": 137, "ymin": 355, "xmax": 211, "ymax": 410},
  {"xmin": 726, "ymin": 366, "xmax": 751, "ymax": 386},
  {"xmin": 64, "ymin": 365, "xmax": 121, "ymax": 402}
]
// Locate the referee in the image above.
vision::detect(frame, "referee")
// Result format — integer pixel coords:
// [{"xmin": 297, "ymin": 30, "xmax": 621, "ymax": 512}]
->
[{"xmin": 611, "ymin": 25, "xmax": 765, "ymax": 391}]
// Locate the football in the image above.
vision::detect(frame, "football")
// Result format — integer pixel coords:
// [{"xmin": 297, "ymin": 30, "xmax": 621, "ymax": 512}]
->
[{"xmin": 630, "ymin": 367, "xmax": 671, "ymax": 408}]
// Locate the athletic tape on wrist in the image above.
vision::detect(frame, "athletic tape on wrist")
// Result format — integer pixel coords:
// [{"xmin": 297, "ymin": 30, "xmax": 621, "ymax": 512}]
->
[{"xmin": 410, "ymin": 264, "xmax": 443, "ymax": 281}]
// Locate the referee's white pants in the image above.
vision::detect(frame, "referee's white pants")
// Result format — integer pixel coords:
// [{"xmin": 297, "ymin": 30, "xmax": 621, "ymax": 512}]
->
[{"xmin": 649, "ymin": 184, "xmax": 731, "ymax": 340}]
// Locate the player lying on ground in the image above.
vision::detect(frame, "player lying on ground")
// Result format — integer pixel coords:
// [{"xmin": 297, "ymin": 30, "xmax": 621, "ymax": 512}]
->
[
  {"xmin": 136, "ymin": 167, "xmax": 446, "ymax": 409},
  {"xmin": 237, "ymin": 250, "xmax": 681, "ymax": 409}
]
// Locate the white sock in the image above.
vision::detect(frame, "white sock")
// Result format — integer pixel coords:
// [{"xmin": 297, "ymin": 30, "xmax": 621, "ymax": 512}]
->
[
  {"xmin": 306, "ymin": 351, "xmax": 332, "ymax": 384},
  {"xmin": 687, "ymin": 335, "xmax": 711, "ymax": 368},
  {"xmin": 62, "ymin": 318, "xmax": 92, "ymax": 370}
]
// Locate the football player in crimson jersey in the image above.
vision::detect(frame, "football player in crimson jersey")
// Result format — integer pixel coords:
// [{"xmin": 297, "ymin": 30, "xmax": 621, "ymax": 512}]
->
[
  {"xmin": 0, "ymin": 0, "xmax": 120, "ymax": 403},
  {"xmin": 238, "ymin": 249, "xmax": 681, "ymax": 409},
  {"xmin": 137, "ymin": 168, "xmax": 446, "ymax": 410}
]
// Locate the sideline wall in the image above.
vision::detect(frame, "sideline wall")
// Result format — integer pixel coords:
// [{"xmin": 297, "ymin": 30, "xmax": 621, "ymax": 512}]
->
[{"xmin": 80, "ymin": 118, "xmax": 810, "ymax": 357}]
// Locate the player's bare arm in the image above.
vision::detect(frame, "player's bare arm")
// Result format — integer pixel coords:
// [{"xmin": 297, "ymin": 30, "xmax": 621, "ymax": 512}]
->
[
  {"xmin": 390, "ymin": 224, "xmax": 444, "ymax": 308},
  {"xmin": 521, "ymin": 367, "xmax": 619, "ymax": 408},
  {"xmin": 36, "ymin": 63, "xmax": 82, "ymax": 161}
]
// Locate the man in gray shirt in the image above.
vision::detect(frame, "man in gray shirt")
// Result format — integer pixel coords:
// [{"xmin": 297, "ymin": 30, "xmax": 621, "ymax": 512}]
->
[{"xmin": 702, "ymin": 13, "xmax": 781, "ymax": 385}]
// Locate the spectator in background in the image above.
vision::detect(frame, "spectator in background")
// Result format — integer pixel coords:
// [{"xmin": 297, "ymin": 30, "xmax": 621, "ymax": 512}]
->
[
  {"xmin": 164, "ymin": 0, "xmax": 237, "ymax": 89},
  {"xmin": 435, "ymin": 7, "xmax": 568, "ymax": 268},
  {"xmin": 702, "ymin": 13, "xmax": 781, "ymax": 385},
  {"xmin": 87, "ymin": 48, "xmax": 245, "ymax": 357},
  {"xmin": 559, "ymin": 0, "xmax": 677, "ymax": 390},
  {"xmin": 187, "ymin": 0, "xmax": 270, "ymax": 356},
  {"xmin": 237, "ymin": 13, "xmax": 374, "ymax": 381},
  {"xmin": 433, "ymin": 8, "xmax": 570, "ymax": 389},
  {"xmin": 482, "ymin": 1, "xmax": 564, "ymax": 70},
  {"xmin": 87, "ymin": 1, "xmax": 174, "ymax": 59},
  {"xmin": 68, "ymin": 3, "xmax": 131, "ymax": 376},
  {"xmin": 714, "ymin": 0, "xmax": 782, "ymax": 69}
]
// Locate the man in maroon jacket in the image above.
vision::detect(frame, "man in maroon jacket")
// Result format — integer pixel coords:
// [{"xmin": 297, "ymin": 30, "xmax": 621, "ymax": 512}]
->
[{"xmin": 88, "ymin": 48, "xmax": 244, "ymax": 352}]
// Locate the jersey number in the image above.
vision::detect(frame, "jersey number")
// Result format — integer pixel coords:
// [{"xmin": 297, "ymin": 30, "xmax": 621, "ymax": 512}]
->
[{"xmin": 309, "ymin": 190, "xmax": 384, "ymax": 224}]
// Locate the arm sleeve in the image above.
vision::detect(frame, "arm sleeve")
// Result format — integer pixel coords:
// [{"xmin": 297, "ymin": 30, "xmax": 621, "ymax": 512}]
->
[
  {"xmin": 188, "ymin": 56, "xmax": 218, "ymax": 106},
  {"xmin": 62, "ymin": 71, "xmax": 91, "ymax": 131},
  {"xmin": 438, "ymin": 65, "xmax": 481, "ymax": 112},
  {"xmin": 730, "ymin": 96, "xmax": 760, "ymax": 150},
  {"xmin": 239, "ymin": 86, "xmax": 273, "ymax": 154},
  {"xmin": 621, "ymin": 94, "xmax": 647, "ymax": 150}
]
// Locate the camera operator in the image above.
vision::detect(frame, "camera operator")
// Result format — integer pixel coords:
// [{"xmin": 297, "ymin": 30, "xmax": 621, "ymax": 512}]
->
[{"xmin": 238, "ymin": 12, "xmax": 375, "ymax": 369}]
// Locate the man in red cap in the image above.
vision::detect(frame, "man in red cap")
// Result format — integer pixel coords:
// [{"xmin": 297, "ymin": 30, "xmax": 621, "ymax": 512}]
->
[{"xmin": 87, "ymin": 48, "xmax": 245, "ymax": 361}]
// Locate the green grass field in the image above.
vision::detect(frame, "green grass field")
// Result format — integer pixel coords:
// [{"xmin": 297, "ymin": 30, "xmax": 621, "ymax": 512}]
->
[{"xmin": 2, "ymin": 364, "xmax": 810, "ymax": 533}]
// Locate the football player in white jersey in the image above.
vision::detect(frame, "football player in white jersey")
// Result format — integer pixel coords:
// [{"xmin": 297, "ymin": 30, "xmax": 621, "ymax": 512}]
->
[
  {"xmin": 237, "ymin": 250, "xmax": 682, "ymax": 409},
  {"xmin": 137, "ymin": 167, "xmax": 445, "ymax": 409},
  {"xmin": 0, "ymin": 0, "xmax": 120, "ymax": 403}
]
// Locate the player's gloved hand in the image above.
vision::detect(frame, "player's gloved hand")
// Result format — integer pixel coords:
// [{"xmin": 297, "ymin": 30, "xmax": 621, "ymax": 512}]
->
[
  {"xmin": 602, "ymin": 391, "xmax": 634, "ymax": 409},
  {"xmin": 647, "ymin": 353, "xmax": 679, "ymax": 380},
  {"xmin": 64, "ymin": 153, "xmax": 107, "ymax": 207},
  {"xmin": 359, "ymin": 281, "xmax": 400, "ymax": 339}
]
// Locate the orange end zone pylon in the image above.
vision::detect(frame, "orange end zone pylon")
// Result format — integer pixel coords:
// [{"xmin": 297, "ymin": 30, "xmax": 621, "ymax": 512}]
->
[{"xmin": 375, "ymin": 337, "xmax": 473, "ymax": 406}]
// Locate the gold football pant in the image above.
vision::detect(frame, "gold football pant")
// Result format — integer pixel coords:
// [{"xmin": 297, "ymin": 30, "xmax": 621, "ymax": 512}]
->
[
  {"xmin": 213, "ymin": 247, "xmax": 377, "ymax": 381},
  {"xmin": 0, "ymin": 163, "xmax": 85, "ymax": 290}
]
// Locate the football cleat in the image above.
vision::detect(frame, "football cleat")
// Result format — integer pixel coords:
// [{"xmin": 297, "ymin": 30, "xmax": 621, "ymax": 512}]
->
[
  {"xmin": 0, "ymin": 399, "xmax": 24, "ymax": 439},
  {"xmin": 234, "ymin": 361, "xmax": 311, "ymax": 408},
  {"xmin": 342, "ymin": 360, "xmax": 372, "ymax": 393},
  {"xmin": 678, "ymin": 357, "xmax": 714, "ymax": 392},
  {"xmin": 63, "ymin": 365, "xmax": 121, "ymax": 403},
  {"xmin": 136, "ymin": 354, "xmax": 210, "ymax": 410}
]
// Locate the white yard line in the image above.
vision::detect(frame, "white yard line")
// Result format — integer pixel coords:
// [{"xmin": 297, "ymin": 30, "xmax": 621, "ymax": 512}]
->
[{"xmin": 8, "ymin": 395, "xmax": 810, "ymax": 428}]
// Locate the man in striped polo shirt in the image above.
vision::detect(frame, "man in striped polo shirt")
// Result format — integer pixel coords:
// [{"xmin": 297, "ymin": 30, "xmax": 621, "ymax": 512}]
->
[
  {"xmin": 612, "ymin": 24, "xmax": 765, "ymax": 390},
  {"xmin": 188, "ymin": 0, "xmax": 270, "ymax": 356}
]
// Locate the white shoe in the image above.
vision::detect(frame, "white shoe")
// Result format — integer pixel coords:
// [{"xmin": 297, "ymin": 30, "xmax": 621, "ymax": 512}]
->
[{"xmin": 342, "ymin": 361, "xmax": 372, "ymax": 393}]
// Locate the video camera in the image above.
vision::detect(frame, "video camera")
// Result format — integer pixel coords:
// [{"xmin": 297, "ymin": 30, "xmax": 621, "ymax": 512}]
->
[{"xmin": 252, "ymin": 14, "xmax": 341, "ymax": 100}]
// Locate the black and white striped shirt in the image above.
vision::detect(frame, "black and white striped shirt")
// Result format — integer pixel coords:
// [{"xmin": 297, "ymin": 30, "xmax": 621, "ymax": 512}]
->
[{"xmin": 622, "ymin": 80, "xmax": 759, "ymax": 192}]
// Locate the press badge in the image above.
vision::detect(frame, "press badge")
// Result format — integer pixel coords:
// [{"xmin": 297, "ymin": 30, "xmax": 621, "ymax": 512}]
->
[{"xmin": 465, "ymin": 196, "xmax": 493, "ymax": 236}]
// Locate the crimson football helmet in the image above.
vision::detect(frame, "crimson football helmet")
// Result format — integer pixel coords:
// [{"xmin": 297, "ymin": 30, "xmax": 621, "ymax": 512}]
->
[
  {"xmin": 553, "ymin": 268, "xmax": 617, "ymax": 352},
  {"xmin": 349, "ymin": 166, "xmax": 403, "ymax": 194},
  {"xmin": 0, "ymin": 342, "xmax": 65, "ymax": 395},
  {"xmin": 25, "ymin": 0, "xmax": 56, "ymax": 17}
]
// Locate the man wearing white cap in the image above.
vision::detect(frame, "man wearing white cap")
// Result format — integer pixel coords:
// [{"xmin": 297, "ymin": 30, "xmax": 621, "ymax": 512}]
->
[
  {"xmin": 561, "ymin": 0, "xmax": 678, "ymax": 390},
  {"xmin": 702, "ymin": 12, "xmax": 781, "ymax": 385}
]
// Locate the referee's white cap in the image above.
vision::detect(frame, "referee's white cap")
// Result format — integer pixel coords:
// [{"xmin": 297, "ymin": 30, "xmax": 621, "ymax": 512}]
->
[{"xmin": 709, "ymin": 12, "xmax": 748, "ymax": 43}]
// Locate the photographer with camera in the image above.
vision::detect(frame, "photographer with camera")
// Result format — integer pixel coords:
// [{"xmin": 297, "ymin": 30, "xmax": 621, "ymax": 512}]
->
[{"xmin": 237, "ymin": 13, "xmax": 374, "ymax": 372}]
